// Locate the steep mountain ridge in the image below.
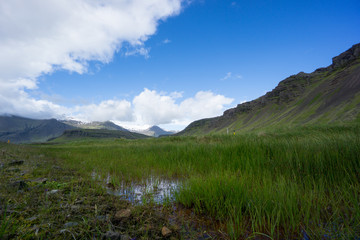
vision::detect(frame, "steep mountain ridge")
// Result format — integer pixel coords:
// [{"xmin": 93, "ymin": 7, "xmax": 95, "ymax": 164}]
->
[
  {"xmin": 61, "ymin": 120, "xmax": 128, "ymax": 131},
  {"xmin": 0, "ymin": 115, "xmax": 75, "ymax": 143},
  {"xmin": 179, "ymin": 43, "xmax": 360, "ymax": 135}
]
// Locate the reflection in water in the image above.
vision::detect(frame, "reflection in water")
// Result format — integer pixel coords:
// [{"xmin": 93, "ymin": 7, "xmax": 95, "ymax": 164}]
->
[{"xmin": 105, "ymin": 175, "xmax": 179, "ymax": 204}]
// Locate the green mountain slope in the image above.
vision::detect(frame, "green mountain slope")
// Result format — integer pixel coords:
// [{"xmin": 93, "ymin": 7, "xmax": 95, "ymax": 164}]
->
[
  {"xmin": 0, "ymin": 115, "xmax": 75, "ymax": 143},
  {"xmin": 179, "ymin": 43, "xmax": 360, "ymax": 136},
  {"xmin": 51, "ymin": 129, "xmax": 149, "ymax": 142}
]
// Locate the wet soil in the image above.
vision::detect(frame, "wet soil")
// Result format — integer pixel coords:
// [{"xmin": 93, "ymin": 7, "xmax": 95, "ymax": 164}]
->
[{"xmin": 0, "ymin": 143, "xmax": 227, "ymax": 240}]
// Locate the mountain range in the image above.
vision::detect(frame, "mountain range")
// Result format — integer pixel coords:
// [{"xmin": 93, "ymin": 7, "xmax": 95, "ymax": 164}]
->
[
  {"xmin": 60, "ymin": 120, "xmax": 129, "ymax": 131},
  {"xmin": 178, "ymin": 43, "xmax": 360, "ymax": 135},
  {"xmin": 0, "ymin": 116, "xmax": 174, "ymax": 143},
  {"xmin": 1, "ymin": 43, "xmax": 359, "ymax": 141}
]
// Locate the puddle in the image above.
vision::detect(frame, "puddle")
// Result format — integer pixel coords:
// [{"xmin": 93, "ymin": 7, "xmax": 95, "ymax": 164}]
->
[
  {"xmin": 92, "ymin": 172, "xmax": 180, "ymax": 205},
  {"xmin": 108, "ymin": 177, "xmax": 179, "ymax": 204}
]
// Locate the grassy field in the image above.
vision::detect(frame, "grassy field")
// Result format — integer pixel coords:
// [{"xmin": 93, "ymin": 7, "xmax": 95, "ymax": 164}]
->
[{"xmin": 31, "ymin": 124, "xmax": 360, "ymax": 239}]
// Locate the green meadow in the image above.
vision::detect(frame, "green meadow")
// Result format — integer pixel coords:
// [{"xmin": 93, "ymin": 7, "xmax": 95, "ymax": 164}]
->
[{"xmin": 37, "ymin": 124, "xmax": 360, "ymax": 239}]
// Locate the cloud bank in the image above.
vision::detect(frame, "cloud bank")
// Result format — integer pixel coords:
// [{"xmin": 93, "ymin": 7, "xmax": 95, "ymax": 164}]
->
[
  {"xmin": 0, "ymin": 1, "xmax": 233, "ymax": 130},
  {"xmin": 76, "ymin": 89, "xmax": 234, "ymax": 130}
]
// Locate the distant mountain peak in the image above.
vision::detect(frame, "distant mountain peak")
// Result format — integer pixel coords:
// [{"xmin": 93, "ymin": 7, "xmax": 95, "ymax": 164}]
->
[
  {"xmin": 61, "ymin": 120, "xmax": 128, "ymax": 131},
  {"xmin": 134, "ymin": 125, "xmax": 175, "ymax": 137}
]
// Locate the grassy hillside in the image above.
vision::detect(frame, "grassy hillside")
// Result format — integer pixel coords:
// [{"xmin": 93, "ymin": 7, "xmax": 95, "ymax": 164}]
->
[
  {"xmin": 50, "ymin": 129, "xmax": 149, "ymax": 142},
  {"xmin": 179, "ymin": 43, "xmax": 360, "ymax": 136}
]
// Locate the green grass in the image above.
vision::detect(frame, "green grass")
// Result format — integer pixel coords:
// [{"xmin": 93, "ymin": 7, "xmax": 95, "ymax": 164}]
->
[{"xmin": 35, "ymin": 124, "xmax": 360, "ymax": 239}]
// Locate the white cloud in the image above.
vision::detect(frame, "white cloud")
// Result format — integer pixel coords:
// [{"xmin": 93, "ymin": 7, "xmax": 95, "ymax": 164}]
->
[
  {"xmin": 0, "ymin": 0, "xmax": 183, "ymax": 110},
  {"xmin": 72, "ymin": 99, "xmax": 133, "ymax": 122},
  {"xmin": 220, "ymin": 72, "xmax": 232, "ymax": 81},
  {"xmin": 131, "ymin": 88, "xmax": 233, "ymax": 127},
  {"xmin": 220, "ymin": 72, "xmax": 242, "ymax": 81},
  {"xmin": 163, "ymin": 39, "xmax": 171, "ymax": 44},
  {"xmin": 0, "ymin": 1, "xmax": 234, "ymax": 130}
]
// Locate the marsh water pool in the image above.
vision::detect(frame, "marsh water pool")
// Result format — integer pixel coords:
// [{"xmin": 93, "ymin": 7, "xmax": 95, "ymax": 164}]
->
[
  {"xmin": 92, "ymin": 172, "xmax": 180, "ymax": 204},
  {"xmin": 107, "ymin": 176, "xmax": 180, "ymax": 204}
]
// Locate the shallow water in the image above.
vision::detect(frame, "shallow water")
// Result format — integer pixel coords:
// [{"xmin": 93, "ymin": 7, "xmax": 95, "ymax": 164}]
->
[{"xmin": 105, "ymin": 175, "xmax": 179, "ymax": 204}]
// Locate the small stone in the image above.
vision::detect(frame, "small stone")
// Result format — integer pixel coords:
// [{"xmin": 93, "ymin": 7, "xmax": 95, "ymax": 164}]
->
[
  {"xmin": 161, "ymin": 226, "xmax": 172, "ymax": 237},
  {"xmin": 47, "ymin": 189, "xmax": 59, "ymax": 195},
  {"xmin": 64, "ymin": 222, "xmax": 78, "ymax": 228},
  {"xmin": 120, "ymin": 234, "xmax": 131, "ymax": 240},
  {"xmin": 8, "ymin": 160, "xmax": 24, "ymax": 166},
  {"xmin": 27, "ymin": 216, "xmax": 38, "ymax": 222},
  {"xmin": 32, "ymin": 178, "xmax": 48, "ymax": 184},
  {"xmin": 103, "ymin": 231, "xmax": 121, "ymax": 240},
  {"xmin": 114, "ymin": 208, "xmax": 131, "ymax": 220},
  {"xmin": 70, "ymin": 205, "xmax": 80, "ymax": 211}
]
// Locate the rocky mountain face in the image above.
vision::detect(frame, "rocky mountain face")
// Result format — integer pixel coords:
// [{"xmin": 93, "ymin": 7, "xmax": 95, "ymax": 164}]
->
[
  {"xmin": 0, "ymin": 115, "xmax": 75, "ymax": 143},
  {"xmin": 134, "ymin": 126, "xmax": 176, "ymax": 137},
  {"xmin": 61, "ymin": 120, "xmax": 128, "ymax": 131},
  {"xmin": 179, "ymin": 43, "xmax": 360, "ymax": 135}
]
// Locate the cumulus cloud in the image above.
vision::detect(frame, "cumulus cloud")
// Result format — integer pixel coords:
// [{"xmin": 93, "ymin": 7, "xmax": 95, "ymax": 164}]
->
[
  {"xmin": 0, "ymin": 0, "xmax": 183, "ymax": 80},
  {"xmin": 131, "ymin": 89, "xmax": 233, "ymax": 127},
  {"xmin": 0, "ymin": 1, "xmax": 234, "ymax": 130},
  {"xmin": 72, "ymin": 100, "xmax": 133, "ymax": 122},
  {"xmin": 0, "ymin": 0, "xmax": 183, "ymax": 116},
  {"xmin": 163, "ymin": 39, "xmax": 171, "ymax": 44}
]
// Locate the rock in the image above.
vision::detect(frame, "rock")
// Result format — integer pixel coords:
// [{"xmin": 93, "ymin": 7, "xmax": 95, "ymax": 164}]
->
[
  {"xmin": 332, "ymin": 43, "xmax": 360, "ymax": 69},
  {"xmin": 8, "ymin": 160, "xmax": 24, "ymax": 166},
  {"xmin": 120, "ymin": 234, "xmax": 131, "ymax": 240},
  {"xmin": 31, "ymin": 178, "xmax": 48, "ymax": 184},
  {"xmin": 47, "ymin": 189, "xmax": 59, "ymax": 195},
  {"xmin": 114, "ymin": 208, "xmax": 131, "ymax": 220},
  {"xmin": 64, "ymin": 222, "xmax": 78, "ymax": 228},
  {"xmin": 26, "ymin": 216, "xmax": 38, "ymax": 222},
  {"xmin": 103, "ymin": 231, "xmax": 121, "ymax": 240},
  {"xmin": 161, "ymin": 226, "xmax": 172, "ymax": 237},
  {"xmin": 70, "ymin": 205, "xmax": 80, "ymax": 210}
]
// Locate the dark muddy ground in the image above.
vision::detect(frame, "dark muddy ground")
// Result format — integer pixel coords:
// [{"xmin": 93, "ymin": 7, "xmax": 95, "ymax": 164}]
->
[{"xmin": 0, "ymin": 143, "xmax": 227, "ymax": 240}]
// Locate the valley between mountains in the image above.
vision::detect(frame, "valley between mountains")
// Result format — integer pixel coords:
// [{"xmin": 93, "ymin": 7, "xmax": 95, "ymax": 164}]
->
[{"xmin": 1, "ymin": 44, "xmax": 359, "ymax": 239}]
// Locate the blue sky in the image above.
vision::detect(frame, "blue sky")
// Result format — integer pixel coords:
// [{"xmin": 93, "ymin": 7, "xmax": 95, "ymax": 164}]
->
[{"xmin": 1, "ymin": 0, "xmax": 359, "ymax": 130}]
